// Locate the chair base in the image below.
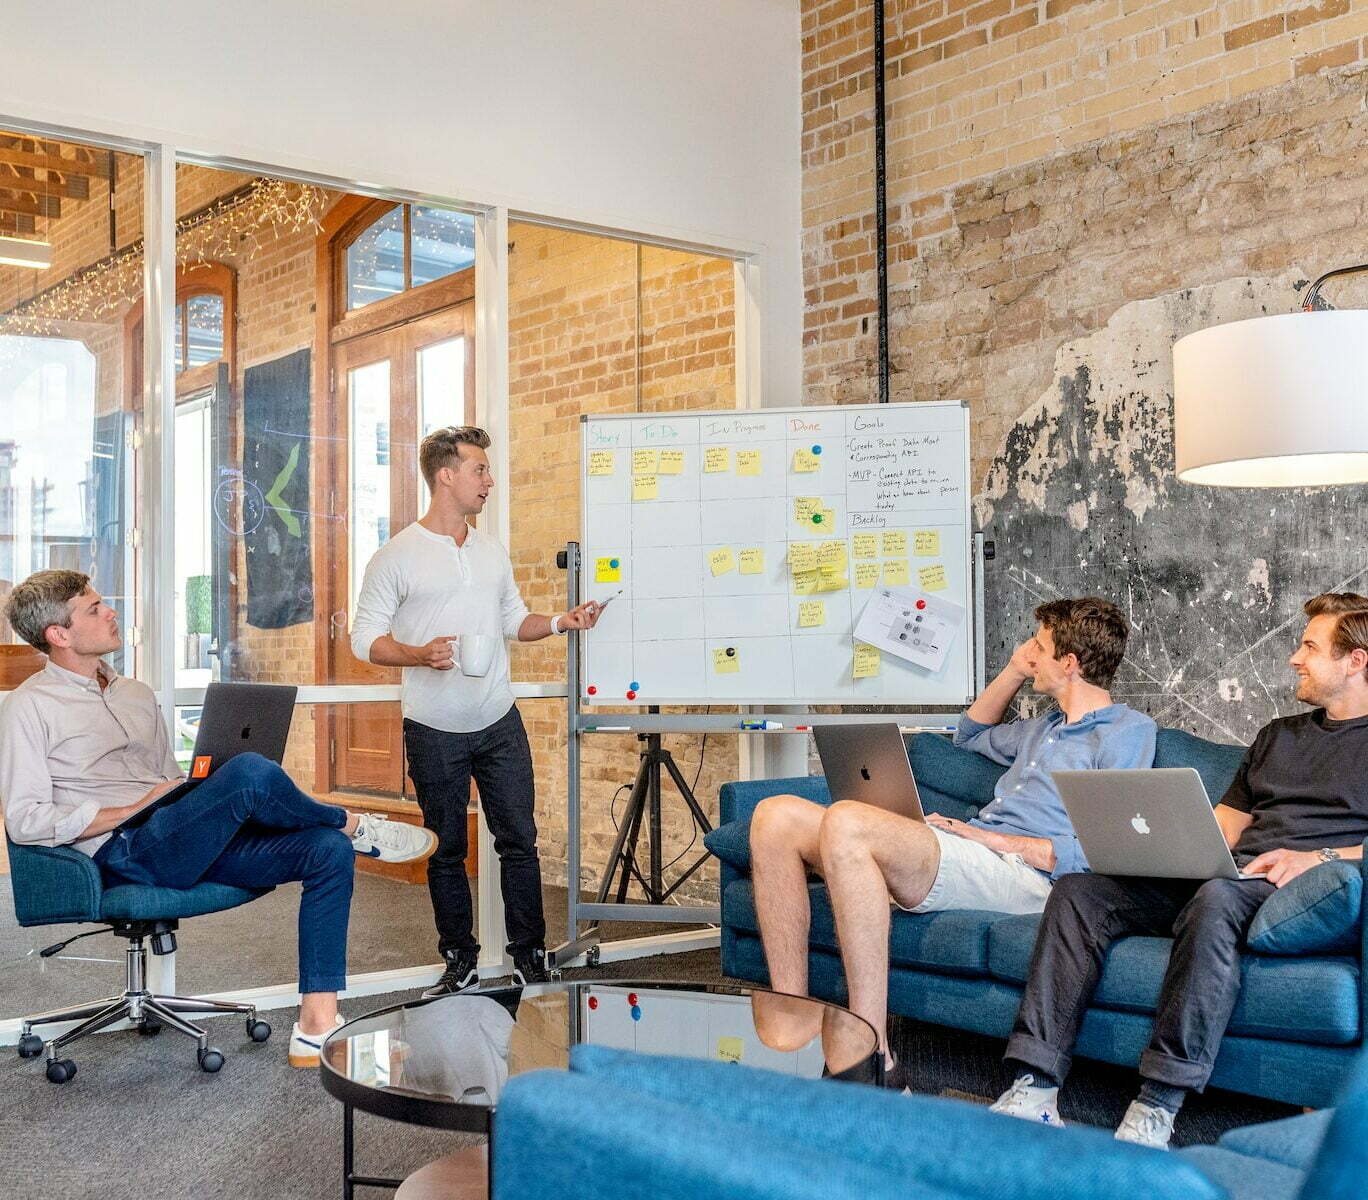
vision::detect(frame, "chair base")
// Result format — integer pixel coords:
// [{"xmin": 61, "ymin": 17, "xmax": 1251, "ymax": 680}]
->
[{"xmin": 19, "ymin": 923, "xmax": 268, "ymax": 1078}]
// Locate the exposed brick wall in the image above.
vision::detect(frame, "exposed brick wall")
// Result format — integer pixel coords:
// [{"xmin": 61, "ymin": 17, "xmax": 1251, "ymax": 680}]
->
[{"xmin": 801, "ymin": 0, "xmax": 1368, "ymax": 493}]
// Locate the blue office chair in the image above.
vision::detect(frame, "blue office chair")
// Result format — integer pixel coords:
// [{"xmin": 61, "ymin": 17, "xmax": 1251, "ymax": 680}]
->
[{"xmin": 7, "ymin": 835, "xmax": 274, "ymax": 1083}]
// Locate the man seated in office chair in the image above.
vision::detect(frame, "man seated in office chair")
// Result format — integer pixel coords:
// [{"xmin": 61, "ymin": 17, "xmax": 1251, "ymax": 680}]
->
[
  {"xmin": 749, "ymin": 596, "xmax": 1156, "ymax": 1088},
  {"xmin": 992, "ymin": 592, "xmax": 1368, "ymax": 1149},
  {"xmin": 0, "ymin": 570, "xmax": 436, "ymax": 1067}
]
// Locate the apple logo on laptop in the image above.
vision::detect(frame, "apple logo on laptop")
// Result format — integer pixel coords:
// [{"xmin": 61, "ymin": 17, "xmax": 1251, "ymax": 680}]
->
[
  {"xmin": 1131, "ymin": 813, "xmax": 1151, "ymax": 835},
  {"xmin": 860, "ymin": 766, "xmax": 871, "ymax": 781}
]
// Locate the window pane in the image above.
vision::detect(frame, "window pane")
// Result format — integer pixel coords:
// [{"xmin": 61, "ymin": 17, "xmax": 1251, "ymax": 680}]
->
[
  {"xmin": 411, "ymin": 207, "xmax": 476, "ymax": 289},
  {"xmin": 174, "ymin": 396, "xmax": 213, "ymax": 689},
  {"xmin": 349, "ymin": 360, "xmax": 391, "ymax": 617},
  {"xmin": 185, "ymin": 294, "xmax": 224, "ymax": 366},
  {"xmin": 346, "ymin": 206, "xmax": 405, "ymax": 310},
  {"xmin": 417, "ymin": 337, "xmax": 466, "ymax": 508},
  {"xmin": 174, "ymin": 302, "xmax": 185, "ymax": 373}
]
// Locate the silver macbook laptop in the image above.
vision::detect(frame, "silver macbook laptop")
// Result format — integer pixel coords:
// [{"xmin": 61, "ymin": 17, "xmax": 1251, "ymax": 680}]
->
[
  {"xmin": 1052, "ymin": 768, "xmax": 1264, "ymax": 881},
  {"xmin": 812, "ymin": 723, "xmax": 924, "ymax": 820}
]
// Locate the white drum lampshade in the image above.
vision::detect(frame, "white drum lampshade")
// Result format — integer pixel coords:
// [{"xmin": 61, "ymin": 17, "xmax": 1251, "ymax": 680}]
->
[{"xmin": 1173, "ymin": 310, "xmax": 1368, "ymax": 487}]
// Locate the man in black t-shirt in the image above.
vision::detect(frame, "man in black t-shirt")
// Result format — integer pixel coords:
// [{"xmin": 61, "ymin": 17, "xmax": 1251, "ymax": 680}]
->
[{"xmin": 989, "ymin": 592, "xmax": 1368, "ymax": 1148}]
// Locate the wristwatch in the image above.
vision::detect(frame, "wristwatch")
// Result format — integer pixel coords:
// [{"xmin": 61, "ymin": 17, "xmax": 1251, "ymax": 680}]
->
[{"xmin": 1317, "ymin": 847, "xmax": 1342, "ymax": 864}]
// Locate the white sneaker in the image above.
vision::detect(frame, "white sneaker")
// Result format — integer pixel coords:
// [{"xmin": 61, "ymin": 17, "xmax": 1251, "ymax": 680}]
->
[
  {"xmin": 989, "ymin": 1075, "xmax": 1064, "ymax": 1126},
  {"xmin": 288, "ymin": 1015, "xmax": 344, "ymax": 1069},
  {"xmin": 1115, "ymin": 1100, "xmax": 1176, "ymax": 1149},
  {"xmin": 350, "ymin": 814, "xmax": 436, "ymax": 864}
]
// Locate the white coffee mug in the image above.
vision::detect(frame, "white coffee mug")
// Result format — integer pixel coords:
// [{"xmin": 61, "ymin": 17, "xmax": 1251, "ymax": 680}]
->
[{"xmin": 459, "ymin": 634, "xmax": 497, "ymax": 677}]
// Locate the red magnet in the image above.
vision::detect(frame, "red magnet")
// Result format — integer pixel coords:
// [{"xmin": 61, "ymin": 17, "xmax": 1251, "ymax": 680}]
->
[
  {"xmin": 627, "ymin": 993, "xmax": 639, "ymax": 1006},
  {"xmin": 626, "ymin": 689, "xmax": 637, "ymax": 700},
  {"xmin": 916, "ymin": 599, "xmax": 927, "ymax": 610},
  {"xmin": 588, "ymin": 996, "xmax": 598, "ymax": 1010},
  {"xmin": 587, "ymin": 685, "xmax": 598, "ymax": 696}
]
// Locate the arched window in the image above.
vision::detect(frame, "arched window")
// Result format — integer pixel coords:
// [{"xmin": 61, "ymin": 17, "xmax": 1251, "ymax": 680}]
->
[{"xmin": 342, "ymin": 202, "xmax": 475, "ymax": 312}]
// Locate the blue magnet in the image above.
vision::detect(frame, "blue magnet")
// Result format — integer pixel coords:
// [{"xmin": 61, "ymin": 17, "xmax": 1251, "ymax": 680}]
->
[
  {"xmin": 610, "ymin": 558, "xmax": 619, "ymax": 568},
  {"xmin": 630, "ymin": 1006, "xmax": 642, "ymax": 1021},
  {"xmin": 630, "ymin": 681, "xmax": 640, "ymax": 691},
  {"xmin": 812, "ymin": 444, "xmax": 822, "ymax": 455}
]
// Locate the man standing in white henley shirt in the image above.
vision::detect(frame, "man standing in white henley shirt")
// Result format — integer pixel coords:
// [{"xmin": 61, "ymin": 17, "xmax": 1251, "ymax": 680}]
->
[{"xmin": 351, "ymin": 426, "xmax": 599, "ymax": 993}]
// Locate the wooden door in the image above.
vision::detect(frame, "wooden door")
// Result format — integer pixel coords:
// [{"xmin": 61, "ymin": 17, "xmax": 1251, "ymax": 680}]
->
[{"xmin": 324, "ymin": 302, "xmax": 476, "ymax": 796}]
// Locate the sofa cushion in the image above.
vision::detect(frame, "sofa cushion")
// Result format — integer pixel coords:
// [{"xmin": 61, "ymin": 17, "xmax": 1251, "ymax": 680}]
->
[
  {"xmin": 1246, "ymin": 861, "xmax": 1362, "ymax": 956},
  {"xmin": 723, "ymin": 878, "xmax": 997, "ymax": 976},
  {"xmin": 1217, "ymin": 1109, "xmax": 1333, "ymax": 1170},
  {"xmin": 1175, "ymin": 1145, "xmax": 1306, "ymax": 1200},
  {"xmin": 704, "ymin": 819, "xmax": 751, "ymax": 873},
  {"xmin": 987, "ymin": 914, "xmax": 1361, "ymax": 1044},
  {"xmin": 1153, "ymin": 728, "xmax": 1245, "ymax": 802},
  {"xmin": 907, "ymin": 732, "xmax": 1004, "ymax": 815}
]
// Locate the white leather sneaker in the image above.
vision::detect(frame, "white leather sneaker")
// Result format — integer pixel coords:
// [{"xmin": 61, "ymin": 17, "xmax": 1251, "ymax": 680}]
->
[
  {"xmin": 350, "ymin": 814, "xmax": 436, "ymax": 864},
  {"xmin": 989, "ymin": 1075, "xmax": 1065, "ymax": 1126},
  {"xmin": 288, "ymin": 1014, "xmax": 344, "ymax": 1069},
  {"xmin": 1115, "ymin": 1100, "xmax": 1176, "ymax": 1149}
]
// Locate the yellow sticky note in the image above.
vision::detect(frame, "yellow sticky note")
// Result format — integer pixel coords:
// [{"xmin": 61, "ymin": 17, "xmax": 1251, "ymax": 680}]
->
[
  {"xmin": 819, "ymin": 507, "xmax": 836, "ymax": 528},
  {"xmin": 798, "ymin": 600, "xmax": 826, "ymax": 628},
  {"xmin": 588, "ymin": 450, "xmax": 614, "ymax": 476},
  {"xmin": 792, "ymin": 570, "xmax": 820, "ymax": 595},
  {"xmin": 704, "ymin": 446, "xmax": 730, "ymax": 473},
  {"xmin": 789, "ymin": 543, "xmax": 818, "ymax": 574},
  {"xmin": 919, "ymin": 564, "xmax": 948, "ymax": 592},
  {"xmin": 883, "ymin": 559, "xmax": 910, "ymax": 586},
  {"xmin": 817, "ymin": 541, "xmax": 846, "ymax": 571},
  {"xmin": 792, "ymin": 448, "xmax": 820, "ymax": 473},
  {"xmin": 855, "ymin": 562, "xmax": 880, "ymax": 589},
  {"xmin": 717, "ymin": 1036, "xmax": 744, "ymax": 1063},
  {"xmin": 816, "ymin": 574, "xmax": 848, "ymax": 593},
  {"xmin": 853, "ymin": 642, "xmax": 881, "ymax": 679},
  {"xmin": 632, "ymin": 448, "xmax": 660, "ymax": 475},
  {"xmin": 595, "ymin": 556, "xmax": 621, "ymax": 584},
  {"xmin": 883, "ymin": 531, "xmax": 907, "ymax": 555},
  {"xmin": 633, "ymin": 474, "xmax": 659, "ymax": 501},
  {"xmin": 736, "ymin": 449, "xmax": 761, "ymax": 476},
  {"xmin": 738, "ymin": 548, "xmax": 764, "ymax": 575},
  {"xmin": 709, "ymin": 547, "xmax": 737, "ymax": 576},
  {"xmin": 853, "ymin": 534, "xmax": 878, "ymax": 559},
  {"xmin": 793, "ymin": 496, "xmax": 819, "ymax": 524},
  {"xmin": 914, "ymin": 530, "xmax": 940, "ymax": 556},
  {"xmin": 712, "ymin": 647, "xmax": 740, "ymax": 674},
  {"xmin": 659, "ymin": 449, "xmax": 685, "ymax": 475}
]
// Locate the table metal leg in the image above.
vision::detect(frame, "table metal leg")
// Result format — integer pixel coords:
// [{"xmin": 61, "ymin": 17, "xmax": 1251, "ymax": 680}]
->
[{"xmin": 342, "ymin": 1100, "xmax": 405, "ymax": 1196}]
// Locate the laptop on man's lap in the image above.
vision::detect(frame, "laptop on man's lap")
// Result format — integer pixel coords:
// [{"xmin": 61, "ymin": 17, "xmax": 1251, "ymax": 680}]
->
[
  {"xmin": 813, "ymin": 723, "xmax": 925, "ymax": 820},
  {"xmin": 1053, "ymin": 768, "xmax": 1266, "ymax": 881}
]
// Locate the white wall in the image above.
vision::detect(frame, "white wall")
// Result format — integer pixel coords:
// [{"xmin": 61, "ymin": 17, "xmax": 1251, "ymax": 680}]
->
[{"xmin": 0, "ymin": 0, "xmax": 802, "ymax": 402}]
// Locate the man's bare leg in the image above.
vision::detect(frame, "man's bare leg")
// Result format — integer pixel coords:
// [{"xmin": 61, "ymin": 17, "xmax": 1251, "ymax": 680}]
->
[
  {"xmin": 819, "ymin": 802, "xmax": 942, "ymax": 1055},
  {"xmin": 750, "ymin": 794, "xmax": 827, "ymax": 996}
]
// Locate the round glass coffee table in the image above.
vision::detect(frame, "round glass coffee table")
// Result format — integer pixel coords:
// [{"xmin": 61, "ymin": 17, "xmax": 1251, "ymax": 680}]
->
[{"xmin": 320, "ymin": 979, "xmax": 879, "ymax": 1199}]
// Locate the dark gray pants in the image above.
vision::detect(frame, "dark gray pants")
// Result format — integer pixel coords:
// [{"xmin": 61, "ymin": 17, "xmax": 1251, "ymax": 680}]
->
[
  {"xmin": 1005, "ymin": 871, "xmax": 1275, "ymax": 1091},
  {"xmin": 403, "ymin": 705, "xmax": 545, "ymax": 957}
]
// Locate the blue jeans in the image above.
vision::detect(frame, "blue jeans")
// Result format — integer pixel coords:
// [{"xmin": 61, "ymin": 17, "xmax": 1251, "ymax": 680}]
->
[{"xmin": 95, "ymin": 753, "xmax": 353, "ymax": 994}]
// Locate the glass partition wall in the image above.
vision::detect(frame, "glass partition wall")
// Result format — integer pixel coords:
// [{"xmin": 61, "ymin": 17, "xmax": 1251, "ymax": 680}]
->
[{"xmin": 0, "ymin": 128, "xmax": 753, "ymax": 1029}]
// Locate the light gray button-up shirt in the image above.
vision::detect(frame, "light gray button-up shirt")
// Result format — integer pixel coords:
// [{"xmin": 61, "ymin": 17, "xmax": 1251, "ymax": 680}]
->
[{"xmin": 0, "ymin": 660, "xmax": 181, "ymax": 856}]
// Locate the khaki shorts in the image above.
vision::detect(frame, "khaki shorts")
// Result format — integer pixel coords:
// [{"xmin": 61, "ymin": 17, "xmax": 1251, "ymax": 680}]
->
[{"xmin": 895, "ymin": 826, "xmax": 1053, "ymax": 915}]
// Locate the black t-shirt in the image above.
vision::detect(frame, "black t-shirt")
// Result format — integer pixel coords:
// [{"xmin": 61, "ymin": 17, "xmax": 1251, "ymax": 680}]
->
[{"xmin": 1221, "ymin": 709, "xmax": 1368, "ymax": 860}]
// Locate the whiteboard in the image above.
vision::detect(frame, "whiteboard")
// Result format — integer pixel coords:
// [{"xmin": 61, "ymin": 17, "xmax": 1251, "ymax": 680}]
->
[{"xmin": 579, "ymin": 403, "xmax": 973, "ymax": 705}]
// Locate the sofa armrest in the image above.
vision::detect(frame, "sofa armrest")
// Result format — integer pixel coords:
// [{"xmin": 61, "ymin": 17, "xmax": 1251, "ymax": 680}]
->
[
  {"xmin": 719, "ymin": 775, "xmax": 831, "ymax": 825},
  {"xmin": 1359, "ymin": 837, "xmax": 1368, "ymax": 1026},
  {"xmin": 563, "ymin": 1047, "xmax": 1223, "ymax": 1200},
  {"xmin": 6, "ymin": 840, "xmax": 103, "ymax": 926}
]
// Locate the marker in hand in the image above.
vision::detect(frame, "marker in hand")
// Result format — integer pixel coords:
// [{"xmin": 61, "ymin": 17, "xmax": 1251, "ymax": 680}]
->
[{"xmin": 586, "ymin": 589, "xmax": 623, "ymax": 619}]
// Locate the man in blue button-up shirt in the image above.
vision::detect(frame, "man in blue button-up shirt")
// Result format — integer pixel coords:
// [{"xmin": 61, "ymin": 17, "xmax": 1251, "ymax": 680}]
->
[{"xmin": 749, "ymin": 597, "xmax": 1155, "ymax": 1085}]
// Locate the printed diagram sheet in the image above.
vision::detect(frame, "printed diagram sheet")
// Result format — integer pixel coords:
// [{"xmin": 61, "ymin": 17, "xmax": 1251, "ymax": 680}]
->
[{"xmin": 852, "ymin": 587, "xmax": 966, "ymax": 675}]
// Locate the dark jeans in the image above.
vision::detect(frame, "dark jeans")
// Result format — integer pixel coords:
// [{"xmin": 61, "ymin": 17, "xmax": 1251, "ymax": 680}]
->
[
  {"xmin": 95, "ymin": 753, "xmax": 353, "ymax": 994},
  {"xmin": 1005, "ymin": 871, "xmax": 1276, "ymax": 1092},
  {"xmin": 403, "ymin": 705, "xmax": 544, "ymax": 957}
]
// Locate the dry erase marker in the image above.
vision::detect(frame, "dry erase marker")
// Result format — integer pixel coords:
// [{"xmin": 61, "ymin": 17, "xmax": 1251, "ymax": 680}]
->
[
  {"xmin": 588, "ymin": 589, "xmax": 623, "ymax": 615},
  {"xmin": 739, "ymin": 720, "xmax": 785, "ymax": 731}
]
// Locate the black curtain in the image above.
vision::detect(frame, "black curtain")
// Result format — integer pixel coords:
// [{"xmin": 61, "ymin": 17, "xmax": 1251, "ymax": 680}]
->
[{"xmin": 242, "ymin": 348, "xmax": 313, "ymax": 629}]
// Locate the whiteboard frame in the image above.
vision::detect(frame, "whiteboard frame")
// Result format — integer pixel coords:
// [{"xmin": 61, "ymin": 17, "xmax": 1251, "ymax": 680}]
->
[{"xmin": 578, "ymin": 402, "xmax": 975, "ymax": 706}]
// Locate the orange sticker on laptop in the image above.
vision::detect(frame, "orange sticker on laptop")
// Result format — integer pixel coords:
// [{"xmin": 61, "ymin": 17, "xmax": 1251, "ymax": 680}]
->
[{"xmin": 192, "ymin": 756, "xmax": 213, "ymax": 779}]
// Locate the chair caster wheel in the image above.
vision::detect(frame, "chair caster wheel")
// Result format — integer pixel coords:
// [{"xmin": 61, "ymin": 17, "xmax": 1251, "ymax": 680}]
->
[
  {"xmin": 198, "ymin": 1047, "xmax": 225, "ymax": 1073},
  {"xmin": 247, "ymin": 1019, "xmax": 272, "ymax": 1043},
  {"xmin": 46, "ymin": 1058, "xmax": 76, "ymax": 1084},
  {"xmin": 18, "ymin": 1034, "xmax": 43, "ymax": 1059},
  {"xmin": 138, "ymin": 1020, "xmax": 163, "ymax": 1037}
]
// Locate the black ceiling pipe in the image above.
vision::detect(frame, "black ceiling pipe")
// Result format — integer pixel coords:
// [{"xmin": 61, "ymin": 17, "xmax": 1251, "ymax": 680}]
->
[{"xmin": 873, "ymin": 0, "xmax": 890, "ymax": 403}]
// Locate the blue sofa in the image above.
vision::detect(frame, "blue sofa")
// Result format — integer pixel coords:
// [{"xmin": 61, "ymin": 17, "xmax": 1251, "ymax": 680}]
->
[
  {"xmin": 703, "ymin": 729, "xmax": 1367, "ymax": 1109},
  {"xmin": 491, "ymin": 1043, "xmax": 1367, "ymax": 1200}
]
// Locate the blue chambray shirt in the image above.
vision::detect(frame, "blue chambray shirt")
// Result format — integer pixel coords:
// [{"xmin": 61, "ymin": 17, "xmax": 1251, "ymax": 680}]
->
[{"xmin": 953, "ymin": 705, "xmax": 1157, "ymax": 880}]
